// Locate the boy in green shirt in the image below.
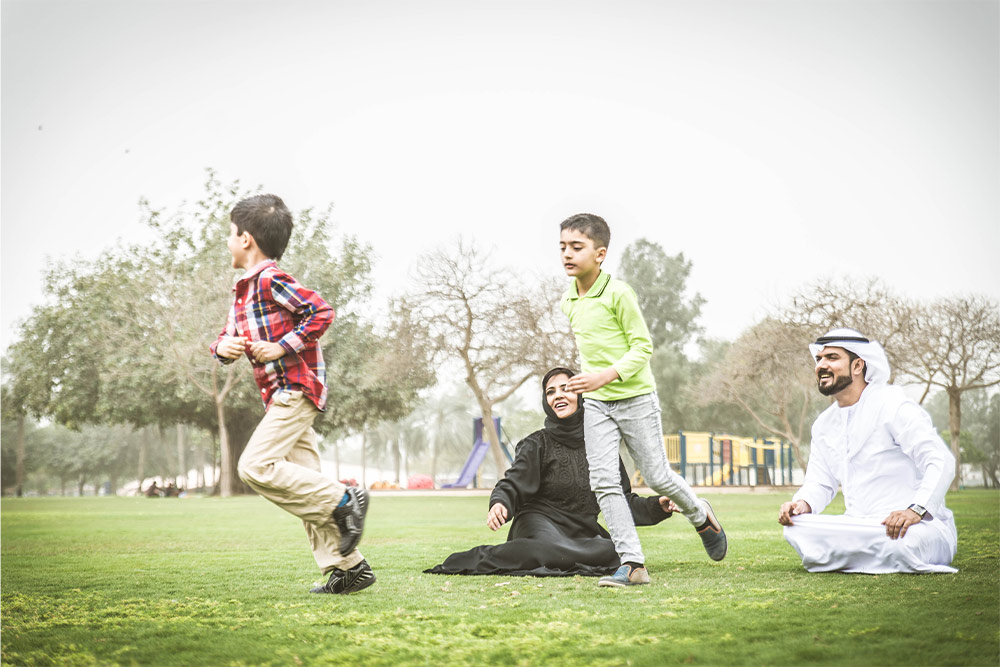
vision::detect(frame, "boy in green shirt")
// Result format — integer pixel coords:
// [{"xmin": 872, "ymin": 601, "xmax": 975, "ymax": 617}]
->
[{"xmin": 559, "ymin": 213, "xmax": 727, "ymax": 587}]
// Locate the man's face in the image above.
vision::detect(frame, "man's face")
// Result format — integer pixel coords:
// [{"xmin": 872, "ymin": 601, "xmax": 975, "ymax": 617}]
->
[
  {"xmin": 559, "ymin": 228, "xmax": 605, "ymax": 279},
  {"xmin": 814, "ymin": 346, "xmax": 856, "ymax": 396}
]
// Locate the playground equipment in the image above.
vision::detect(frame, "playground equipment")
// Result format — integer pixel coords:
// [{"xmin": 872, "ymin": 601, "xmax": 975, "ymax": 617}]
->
[
  {"xmin": 442, "ymin": 417, "xmax": 514, "ymax": 489},
  {"xmin": 665, "ymin": 432, "xmax": 795, "ymax": 487},
  {"xmin": 634, "ymin": 431, "xmax": 796, "ymax": 488}
]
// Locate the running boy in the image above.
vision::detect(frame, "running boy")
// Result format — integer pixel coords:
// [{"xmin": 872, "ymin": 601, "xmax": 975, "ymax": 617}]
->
[
  {"xmin": 210, "ymin": 194, "xmax": 374, "ymax": 595},
  {"xmin": 559, "ymin": 213, "xmax": 727, "ymax": 587}
]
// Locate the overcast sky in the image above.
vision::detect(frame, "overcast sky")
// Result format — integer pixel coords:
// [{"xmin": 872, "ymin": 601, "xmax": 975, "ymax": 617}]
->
[{"xmin": 3, "ymin": 0, "xmax": 998, "ymax": 353}]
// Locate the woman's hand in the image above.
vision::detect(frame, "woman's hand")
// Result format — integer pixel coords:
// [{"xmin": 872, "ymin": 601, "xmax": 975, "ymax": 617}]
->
[
  {"xmin": 658, "ymin": 496, "xmax": 679, "ymax": 515},
  {"xmin": 487, "ymin": 503, "xmax": 509, "ymax": 531}
]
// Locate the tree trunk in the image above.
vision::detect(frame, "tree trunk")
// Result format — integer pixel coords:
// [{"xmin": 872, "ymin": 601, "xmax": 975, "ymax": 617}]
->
[
  {"xmin": 216, "ymin": 399, "xmax": 233, "ymax": 497},
  {"xmin": 77, "ymin": 476, "xmax": 86, "ymax": 496},
  {"xmin": 430, "ymin": 419, "xmax": 439, "ymax": 485},
  {"xmin": 109, "ymin": 473, "xmax": 118, "ymax": 496},
  {"xmin": 15, "ymin": 415, "xmax": 25, "ymax": 497},
  {"xmin": 223, "ymin": 412, "xmax": 256, "ymax": 495},
  {"xmin": 176, "ymin": 424, "xmax": 187, "ymax": 488},
  {"xmin": 195, "ymin": 441, "xmax": 206, "ymax": 490},
  {"xmin": 334, "ymin": 438, "xmax": 341, "ymax": 481},
  {"xmin": 137, "ymin": 434, "xmax": 147, "ymax": 487},
  {"xmin": 393, "ymin": 436, "xmax": 401, "ymax": 484},
  {"xmin": 210, "ymin": 432, "xmax": 218, "ymax": 489},
  {"xmin": 60, "ymin": 476, "xmax": 67, "ymax": 496},
  {"xmin": 479, "ymin": 403, "xmax": 506, "ymax": 483},
  {"xmin": 947, "ymin": 387, "xmax": 962, "ymax": 491},
  {"xmin": 361, "ymin": 431, "xmax": 368, "ymax": 488}
]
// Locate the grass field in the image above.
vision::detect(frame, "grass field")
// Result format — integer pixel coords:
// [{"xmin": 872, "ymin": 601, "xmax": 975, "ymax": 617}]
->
[{"xmin": 2, "ymin": 489, "xmax": 997, "ymax": 666}]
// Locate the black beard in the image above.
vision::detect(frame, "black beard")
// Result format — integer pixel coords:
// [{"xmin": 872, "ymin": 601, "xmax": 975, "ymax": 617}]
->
[{"xmin": 817, "ymin": 373, "xmax": 852, "ymax": 396}]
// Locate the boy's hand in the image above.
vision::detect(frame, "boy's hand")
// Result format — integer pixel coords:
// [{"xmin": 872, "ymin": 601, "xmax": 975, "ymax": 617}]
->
[
  {"xmin": 564, "ymin": 368, "xmax": 620, "ymax": 394},
  {"xmin": 249, "ymin": 340, "xmax": 286, "ymax": 363},
  {"xmin": 215, "ymin": 336, "xmax": 247, "ymax": 360}
]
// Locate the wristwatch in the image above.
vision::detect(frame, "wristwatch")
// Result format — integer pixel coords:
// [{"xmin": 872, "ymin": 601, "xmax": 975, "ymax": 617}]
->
[{"xmin": 907, "ymin": 503, "xmax": 927, "ymax": 519}]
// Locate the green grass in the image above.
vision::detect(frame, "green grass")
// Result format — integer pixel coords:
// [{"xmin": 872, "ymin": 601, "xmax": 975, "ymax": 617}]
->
[{"xmin": 2, "ymin": 490, "xmax": 997, "ymax": 666}]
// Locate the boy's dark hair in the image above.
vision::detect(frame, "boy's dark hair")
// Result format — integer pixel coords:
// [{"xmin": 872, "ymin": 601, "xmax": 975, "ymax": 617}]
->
[
  {"xmin": 560, "ymin": 213, "xmax": 611, "ymax": 250},
  {"xmin": 231, "ymin": 194, "xmax": 293, "ymax": 261}
]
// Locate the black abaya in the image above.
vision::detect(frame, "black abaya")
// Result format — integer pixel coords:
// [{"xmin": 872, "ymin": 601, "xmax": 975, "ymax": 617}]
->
[{"xmin": 425, "ymin": 429, "xmax": 670, "ymax": 577}]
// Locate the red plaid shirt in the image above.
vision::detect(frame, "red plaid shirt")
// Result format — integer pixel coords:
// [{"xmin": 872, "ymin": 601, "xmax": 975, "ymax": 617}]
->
[{"xmin": 210, "ymin": 260, "xmax": 334, "ymax": 411}]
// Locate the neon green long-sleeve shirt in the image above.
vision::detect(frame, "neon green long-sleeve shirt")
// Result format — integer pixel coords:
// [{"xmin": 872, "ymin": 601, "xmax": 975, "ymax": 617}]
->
[{"xmin": 560, "ymin": 270, "xmax": 656, "ymax": 401}]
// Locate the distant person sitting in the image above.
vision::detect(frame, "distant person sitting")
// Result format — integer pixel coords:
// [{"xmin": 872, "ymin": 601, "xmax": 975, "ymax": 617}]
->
[
  {"xmin": 144, "ymin": 482, "xmax": 161, "ymax": 498},
  {"xmin": 778, "ymin": 328, "xmax": 958, "ymax": 573},
  {"xmin": 426, "ymin": 367, "xmax": 677, "ymax": 577}
]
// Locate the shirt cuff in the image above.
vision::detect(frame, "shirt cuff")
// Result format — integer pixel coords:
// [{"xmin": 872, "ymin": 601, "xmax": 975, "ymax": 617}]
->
[
  {"xmin": 792, "ymin": 490, "xmax": 824, "ymax": 515},
  {"xmin": 279, "ymin": 333, "xmax": 304, "ymax": 355},
  {"xmin": 611, "ymin": 362, "xmax": 635, "ymax": 383},
  {"xmin": 912, "ymin": 492, "xmax": 940, "ymax": 516}
]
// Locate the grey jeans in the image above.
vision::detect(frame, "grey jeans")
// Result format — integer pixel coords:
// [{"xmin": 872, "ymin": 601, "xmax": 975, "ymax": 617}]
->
[{"xmin": 584, "ymin": 392, "xmax": 706, "ymax": 565}]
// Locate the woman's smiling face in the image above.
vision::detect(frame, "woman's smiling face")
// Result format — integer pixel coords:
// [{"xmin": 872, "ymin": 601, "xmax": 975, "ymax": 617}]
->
[{"xmin": 544, "ymin": 372, "xmax": 578, "ymax": 418}]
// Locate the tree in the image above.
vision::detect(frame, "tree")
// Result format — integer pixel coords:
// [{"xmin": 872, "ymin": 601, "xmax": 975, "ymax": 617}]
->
[
  {"xmin": 649, "ymin": 339, "xmax": 759, "ymax": 435},
  {"xmin": 618, "ymin": 239, "xmax": 704, "ymax": 351},
  {"xmin": 0, "ymin": 395, "xmax": 40, "ymax": 496},
  {"xmin": 900, "ymin": 296, "xmax": 1000, "ymax": 489},
  {"xmin": 782, "ymin": 280, "xmax": 1000, "ymax": 489},
  {"xmin": 782, "ymin": 277, "xmax": 917, "ymax": 383},
  {"xmin": 415, "ymin": 388, "xmax": 475, "ymax": 484},
  {"xmin": 981, "ymin": 393, "xmax": 1000, "ymax": 488},
  {"xmin": 319, "ymin": 303, "xmax": 434, "ymax": 438},
  {"xmin": 5, "ymin": 172, "xmax": 382, "ymax": 496},
  {"xmin": 697, "ymin": 318, "xmax": 828, "ymax": 466},
  {"xmin": 403, "ymin": 238, "xmax": 575, "ymax": 477},
  {"xmin": 617, "ymin": 238, "xmax": 708, "ymax": 433},
  {"xmin": 1, "ymin": 378, "xmax": 29, "ymax": 496}
]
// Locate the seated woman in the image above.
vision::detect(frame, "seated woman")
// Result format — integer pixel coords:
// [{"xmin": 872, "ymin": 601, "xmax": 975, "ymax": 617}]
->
[{"xmin": 425, "ymin": 367, "xmax": 677, "ymax": 577}]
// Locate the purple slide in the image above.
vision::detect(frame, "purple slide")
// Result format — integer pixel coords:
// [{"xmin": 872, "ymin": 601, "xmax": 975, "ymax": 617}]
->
[{"xmin": 441, "ymin": 437, "xmax": 491, "ymax": 488}]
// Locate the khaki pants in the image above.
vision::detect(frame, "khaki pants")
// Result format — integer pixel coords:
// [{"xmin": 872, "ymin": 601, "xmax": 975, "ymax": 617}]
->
[{"xmin": 238, "ymin": 390, "xmax": 362, "ymax": 574}]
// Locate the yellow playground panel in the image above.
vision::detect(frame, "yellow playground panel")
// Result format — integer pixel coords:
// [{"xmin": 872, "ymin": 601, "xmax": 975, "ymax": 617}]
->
[{"xmin": 657, "ymin": 431, "xmax": 795, "ymax": 487}]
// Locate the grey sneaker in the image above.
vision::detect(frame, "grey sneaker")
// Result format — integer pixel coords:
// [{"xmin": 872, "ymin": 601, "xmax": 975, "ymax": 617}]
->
[
  {"xmin": 310, "ymin": 559, "xmax": 376, "ymax": 594},
  {"xmin": 332, "ymin": 486, "xmax": 369, "ymax": 555},
  {"xmin": 696, "ymin": 499, "xmax": 727, "ymax": 561},
  {"xmin": 598, "ymin": 563, "xmax": 650, "ymax": 587}
]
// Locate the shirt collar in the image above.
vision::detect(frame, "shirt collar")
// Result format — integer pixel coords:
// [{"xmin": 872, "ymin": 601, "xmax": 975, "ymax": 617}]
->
[
  {"xmin": 568, "ymin": 270, "xmax": 611, "ymax": 300},
  {"xmin": 238, "ymin": 259, "xmax": 277, "ymax": 282}
]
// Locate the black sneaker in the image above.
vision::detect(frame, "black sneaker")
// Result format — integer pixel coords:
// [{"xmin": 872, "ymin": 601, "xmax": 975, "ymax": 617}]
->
[
  {"xmin": 310, "ymin": 560, "xmax": 376, "ymax": 594},
  {"xmin": 695, "ymin": 499, "xmax": 727, "ymax": 561},
  {"xmin": 332, "ymin": 486, "xmax": 369, "ymax": 555}
]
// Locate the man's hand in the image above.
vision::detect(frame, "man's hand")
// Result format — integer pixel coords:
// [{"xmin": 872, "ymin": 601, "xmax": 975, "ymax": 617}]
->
[
  {"xmin": 658, "ymin": 496, "xmax": 679, "ymax": 515},
  {"xmin": 249, "ymin": 340, "xmax": 286, "ymax": 363},
  {"xmin": 564, "ymin": 368, "xmax": 620, "ymax": 394},
  {"xmin": 215, "ymin": 336, "xmax": 247, "ymax": 360},
  {"xmin": 487, "ymin": 503, "xmax": 508, "ymax": 531},
  {"xmin": 882, "ymin": 508, "xmax": 922, "ymax": 540},
  {"xmin": 778, "ymin": 499, "xmax": 812, "ymax": 526}
]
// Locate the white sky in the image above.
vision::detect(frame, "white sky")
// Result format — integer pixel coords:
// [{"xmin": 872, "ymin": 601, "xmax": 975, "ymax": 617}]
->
[{"xmin": 3, "ymin": 0, "xmax": 998, "ymax": 352}]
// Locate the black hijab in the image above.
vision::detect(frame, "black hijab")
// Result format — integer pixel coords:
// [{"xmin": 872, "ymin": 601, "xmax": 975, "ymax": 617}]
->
[{"xmin": 541, "ymin": 367, "xmax": 585, "ymax": 449}]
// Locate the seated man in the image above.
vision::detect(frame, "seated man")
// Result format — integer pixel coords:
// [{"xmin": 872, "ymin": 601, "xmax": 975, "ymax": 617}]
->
[{"xmin": 778, "ymin": 328, "xmax": 958, "ymax": 574}]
